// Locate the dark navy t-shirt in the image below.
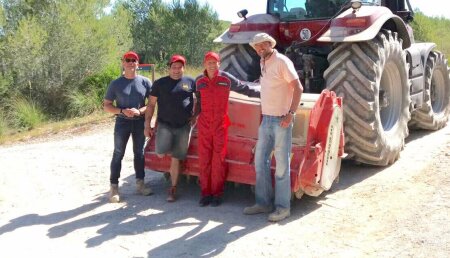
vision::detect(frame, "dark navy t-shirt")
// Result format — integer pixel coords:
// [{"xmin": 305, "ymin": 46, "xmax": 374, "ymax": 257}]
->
[
  {"xmin": 150, "ymin": 76, "xmax": 195, "ymax": 128},
  {"xmin": 104, "ymin": 75, "xmax": 152, "ymax": 119}
]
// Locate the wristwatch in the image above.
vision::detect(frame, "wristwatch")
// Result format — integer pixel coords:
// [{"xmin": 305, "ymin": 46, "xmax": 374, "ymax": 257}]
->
[{"xmin": 288, "ymin": 110, "xmax": 296, "ymax": 115}]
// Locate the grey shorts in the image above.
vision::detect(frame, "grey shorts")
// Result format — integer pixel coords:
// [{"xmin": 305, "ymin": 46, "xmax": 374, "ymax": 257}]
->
[{"xmin": 155, "ymin": 122, "xmax": 192, "ymax": 160}]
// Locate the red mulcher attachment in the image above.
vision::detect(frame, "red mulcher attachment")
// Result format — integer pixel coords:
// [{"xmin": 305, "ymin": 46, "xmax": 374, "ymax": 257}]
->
[{"xmin": 144, "ymin": 90, "xmax": 344, "ymax": 198}]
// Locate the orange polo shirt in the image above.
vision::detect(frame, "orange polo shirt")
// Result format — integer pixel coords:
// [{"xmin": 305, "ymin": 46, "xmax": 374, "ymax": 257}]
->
[{"xmin": 259, "ymin": 49, "xmax": 299, "ymax": 116}]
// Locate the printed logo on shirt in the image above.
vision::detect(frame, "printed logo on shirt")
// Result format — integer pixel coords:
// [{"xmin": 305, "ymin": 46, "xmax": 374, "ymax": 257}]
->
[
  {"xmin": 181, "ymin": 83, "xmax": 190, "ymax": 92},
  {"xmin": 217, "ymin": 82, "xmax": 229, "ymax": 87},
  {"xmin": 196, "ymin": 82, "xmax": 207, "ymax": 90}
]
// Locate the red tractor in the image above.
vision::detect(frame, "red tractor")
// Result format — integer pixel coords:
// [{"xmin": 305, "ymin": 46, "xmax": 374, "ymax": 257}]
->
[
  {"xmin": 216, "ymin": 0, "xmax": 450, "ymax": 166},
  {"xmin": 144, "ymin": 0, "xmax": 450, "ymax": 198}
]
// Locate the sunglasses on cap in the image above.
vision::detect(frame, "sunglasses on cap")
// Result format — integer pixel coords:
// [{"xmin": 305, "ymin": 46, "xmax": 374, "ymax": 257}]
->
[{"xmin": 124, "ymin": 58, "xmax": 137, "ymax": 63}]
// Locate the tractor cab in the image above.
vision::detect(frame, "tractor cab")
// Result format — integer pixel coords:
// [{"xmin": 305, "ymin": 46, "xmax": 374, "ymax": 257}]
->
[
  {"xmin": 268, "ymin": 0, "xmax": 350, "ymax": 21},
  {"xmin": 267, "ymin": 0, "xmax": 413, "ymax": 22}
]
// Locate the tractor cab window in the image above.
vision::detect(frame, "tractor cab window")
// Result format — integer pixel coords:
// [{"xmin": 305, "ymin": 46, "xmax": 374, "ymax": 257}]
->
[
  {"xmin": 268, "ymin": 0, "xmax": 378, "ymax": 21},
  {"xmin": 268, "ymin": 0, "xmax": 306, "ymax": 20},
  {"xmin": 363, "ymin": 0, "xmax": 380, "ymax": 5}
]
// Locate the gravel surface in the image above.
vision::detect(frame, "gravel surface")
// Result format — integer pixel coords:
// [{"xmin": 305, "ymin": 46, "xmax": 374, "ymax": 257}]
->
[{"xmin": 0, "ymin": 119, "xmax": 449, "ymax": 258}]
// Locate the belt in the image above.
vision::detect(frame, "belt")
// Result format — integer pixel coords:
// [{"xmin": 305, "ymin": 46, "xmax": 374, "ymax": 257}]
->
[{"xmin": 116, "ymin": 115, "xmax": 144, "ymax": 121}]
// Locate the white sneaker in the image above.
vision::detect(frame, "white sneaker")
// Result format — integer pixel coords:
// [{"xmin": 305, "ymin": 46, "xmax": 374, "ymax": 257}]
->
[{"xmin": 268, "ymin": 208, "xmax": 290, "ymax": 222}]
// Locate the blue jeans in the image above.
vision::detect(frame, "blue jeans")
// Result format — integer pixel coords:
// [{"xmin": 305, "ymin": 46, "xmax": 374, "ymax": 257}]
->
[
  {"xmin": 110, "ymin": 117, "xmax": 145, "ymax": 184},
  {"xmin": 254, "ymin": 115, "xmax": 293, "ymax": 210}
]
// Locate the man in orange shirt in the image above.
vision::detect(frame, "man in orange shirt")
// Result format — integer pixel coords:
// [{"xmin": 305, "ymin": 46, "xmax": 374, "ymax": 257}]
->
[{"xmin": 243, "ymin": 33, "xmax": 303, "ymax": 222}]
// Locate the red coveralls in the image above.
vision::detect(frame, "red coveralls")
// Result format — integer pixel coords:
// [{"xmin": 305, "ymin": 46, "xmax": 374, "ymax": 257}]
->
[{"xmin": 196, "ymin": 70, "xmax": 232, "ymax": 198}]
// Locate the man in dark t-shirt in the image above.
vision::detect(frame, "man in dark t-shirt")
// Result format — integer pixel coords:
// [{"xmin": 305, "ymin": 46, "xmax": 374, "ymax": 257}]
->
[
  {"xmin": 104, "ymin": 51, "xmax": 153, "ymax": 203},
  {"xmin": 144, "ymin": 54, "xmax": 196, "ymax": 202}
]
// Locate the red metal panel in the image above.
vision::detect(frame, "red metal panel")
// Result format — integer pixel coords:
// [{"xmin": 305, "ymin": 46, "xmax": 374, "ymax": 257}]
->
[
  {"xmin": 144, "ymin": 90, "xmax": 344, "ymax": 198},
  {"xmin": 278, "ymin": 20, "xmax": 330, "ymax": 46}
]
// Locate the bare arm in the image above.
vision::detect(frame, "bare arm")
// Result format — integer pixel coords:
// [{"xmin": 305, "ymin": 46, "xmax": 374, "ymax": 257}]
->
[
  {"xmin": 103, "ymin": 99, "xmax": 141, "ymax": 118},
  {"xmin": 144, "ymin": 96, "xmax": 157, "ymax": 138},
  {"xmin": 138, "ymin": 105, "xmax": 147, "ymax": 116},
  {"xmin": 193, "ymin": 92, "xmax": 201, "ymax": 117},
  {"xmin": 280, "ymin": 79, "xmax": 303, "ymax": 128},
  {"xmin": 144, "ymin": 96, "xmax": 157, "ymax": 128},
  {"xmin": 226, "ymin": 71, "xmax": 261, "ymax": 98},
  {"xmin": 289, "ymin": 79, "xmax": 303, "ymax": 114},
  {"xmin": 189, "ymin": 92, "xmax": 201, "ymax": 127},
  {"xmin": 103, "ymin": 99, "xmax": 121, "ymax": 115}
]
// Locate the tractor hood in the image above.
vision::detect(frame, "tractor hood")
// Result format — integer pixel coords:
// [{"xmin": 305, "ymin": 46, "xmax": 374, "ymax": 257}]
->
[
  {"xmin": 317, "ymin": 6, "xmax": 411, "ymax": 49},
  {"xmin": 214, "ymin": 14, "xmax": 279, "ymax": 44}
]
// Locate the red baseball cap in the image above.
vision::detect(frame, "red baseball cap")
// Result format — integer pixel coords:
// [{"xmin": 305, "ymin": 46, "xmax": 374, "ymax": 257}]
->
[
  {"xmin": 204, "ymin": 51, "xmax": 220, "ymax": 62},
  {"xmin": 169, "ymin": 54, "xmax": 186, "ymax": 66},
  {"xmin": 123, "ymin": 51, "xmax": 139, "ymax": 61}
]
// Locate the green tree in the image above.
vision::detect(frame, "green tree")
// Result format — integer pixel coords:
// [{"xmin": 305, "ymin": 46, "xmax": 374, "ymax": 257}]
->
[
  {"xmin": 412, "ymin": 11, "xmax": 450, "ymax": 57},
  {"xmin": 6, "ymin": 16, "xmax": 47, "ymax": 99},
  {"xmin": 1, "ymin": 0, "xmax": 132, "ymax": 118},
  {"xmin": 169, "ymin": 0, "xmax": 223, "ymax": 65},
  {"xmin": 123, "ymin": 0, "xmax": 226, "ymax": 66},
  {"xmin": 0, "ymin": 4, "xmax": 5, "ymax": 29}
]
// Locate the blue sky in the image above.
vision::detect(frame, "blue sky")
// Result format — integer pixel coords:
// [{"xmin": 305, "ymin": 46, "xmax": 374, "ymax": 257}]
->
[{"xmin": 163, "ymin": 0, "xmax": 450, "ymax": 22}]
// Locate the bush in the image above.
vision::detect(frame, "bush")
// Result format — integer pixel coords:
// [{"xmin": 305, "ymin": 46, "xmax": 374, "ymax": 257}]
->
[
  {"xmin": 67, "ymin": 90, "xmax": 101, "ymax": 117},
  {"xmin": 68, "ymin": 64, "xmax": 120, "ymax": 117},
  {"xmin": 12, "ymin": 96, "xmax": 46, "ymax": 130},
  {"xmin": 0, "ymin": 114, "xmax": 8, "ymax": 136}
]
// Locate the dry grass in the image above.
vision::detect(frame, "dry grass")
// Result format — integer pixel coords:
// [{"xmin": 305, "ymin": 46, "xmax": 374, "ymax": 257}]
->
[
  {"xmin": 0, "ymin": 111, "xmax": 112, "ymax": 145},
  {"xmin": 143, "ymin": 65, "xmax": 204, "ymax": 81},
  {"xmin": 0, "ymin": 65, "xmax": 205, "ymax": 146},
  {"xmin": 184, "ymin": 66, "xmax": 204, "ymax": 78}
]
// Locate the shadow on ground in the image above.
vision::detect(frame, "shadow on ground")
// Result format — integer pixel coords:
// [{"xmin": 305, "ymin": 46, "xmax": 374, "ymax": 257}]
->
[
  {"xmin": 0, "ymin": 160, "xmax": 384, "ymax": 258},
  {"xmin": 7, "ymin": 129, "xmax": 439, "ymax": 257}
]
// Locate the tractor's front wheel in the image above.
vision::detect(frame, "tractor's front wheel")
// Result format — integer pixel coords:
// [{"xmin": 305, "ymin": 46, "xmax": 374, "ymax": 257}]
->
[
  {"xmin": 410, "ymin": 51, "xmax": 450, "ymax": 130},
  {"xmin": 219, "ymin": 44, "xmax": 261, "ymax": 82},
  {"xmin": 324, "ymin": 31, "xmax": 411, "ymax": 166}
]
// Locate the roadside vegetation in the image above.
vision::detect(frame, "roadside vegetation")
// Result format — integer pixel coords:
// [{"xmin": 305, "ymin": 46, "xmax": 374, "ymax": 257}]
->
[
  {"xmin": 411, "ymin": 11, "xmax": 450, "ymax": 55},
  {"xmin": 0, "ymin": 0, "xmax": 227, "ymax": 141},
  {"xmin": 0, "ymin": 0, "xmax": 448, "ymax": 142}
]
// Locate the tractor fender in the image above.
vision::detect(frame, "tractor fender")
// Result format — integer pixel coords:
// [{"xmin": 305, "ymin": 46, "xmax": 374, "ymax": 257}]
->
[
  {"xmin": 412, "ymin": 42, "xmax": 437, "ymax": 66},
  {"xmin": 405, "ymin": 42, "xmax": 436, "ymax": 106},
  {"xmin": 317, "ymin": 6, "xmax": 411, "ymax": 49},
  {"xmin": 213, "ymin": 14, "xmax": 279, "ymax": 44}
]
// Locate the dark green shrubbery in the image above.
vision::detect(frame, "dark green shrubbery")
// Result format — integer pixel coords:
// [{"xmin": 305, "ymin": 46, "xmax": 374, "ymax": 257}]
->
[{"xmin": 68, "ymin": 64, "xmax": 120, "ymax": 117}]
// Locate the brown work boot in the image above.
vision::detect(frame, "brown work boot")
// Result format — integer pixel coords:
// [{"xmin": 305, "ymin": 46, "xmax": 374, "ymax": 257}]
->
[
  {"xmin": 136, "ymin": 179, "xmax": 153, "ymax": 196},
  {"xmin": 166, "ymin": 186, "xmax": 177, "ymax": 202},
  {"xmin": 109, "ymin": 184, "xmax": 120, "ymax": 203},
  {"xmin": 268, "ymin": 208, "xmax": 290, "ymax": 222}
]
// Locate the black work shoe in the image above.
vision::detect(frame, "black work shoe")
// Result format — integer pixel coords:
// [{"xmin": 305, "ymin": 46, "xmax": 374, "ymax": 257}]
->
[
  {"xmin": 199, "ymin": 196, "xmax": 212, "ymax": 207},
  {"xmin": 211, "ymin": 196, "xmax": 222, "ymax": 207}
]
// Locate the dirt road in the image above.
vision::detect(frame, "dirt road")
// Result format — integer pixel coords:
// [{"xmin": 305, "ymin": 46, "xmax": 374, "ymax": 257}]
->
[{"xmin": 0, "ymin": 119, "xmax": 449, "ymax": 258}]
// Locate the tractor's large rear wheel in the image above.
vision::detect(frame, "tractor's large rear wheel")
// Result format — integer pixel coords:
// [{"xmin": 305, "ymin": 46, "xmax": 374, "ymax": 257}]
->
[
  {"xmin": 410, "ymin": 51, "xmax": 450, "ymax": 130},
  {"xmin": 219, "ymin": 44, "xmax": 261, "ymax": 82},
  {"xmin": 324, "ymin": 31, "xmax": 411, "ymax": 166}
]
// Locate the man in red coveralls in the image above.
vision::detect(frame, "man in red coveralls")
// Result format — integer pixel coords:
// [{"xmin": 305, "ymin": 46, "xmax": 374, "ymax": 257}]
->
[{"xmin": 195, "ymin": 51, "xmax": 260, "ymax": 207}]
